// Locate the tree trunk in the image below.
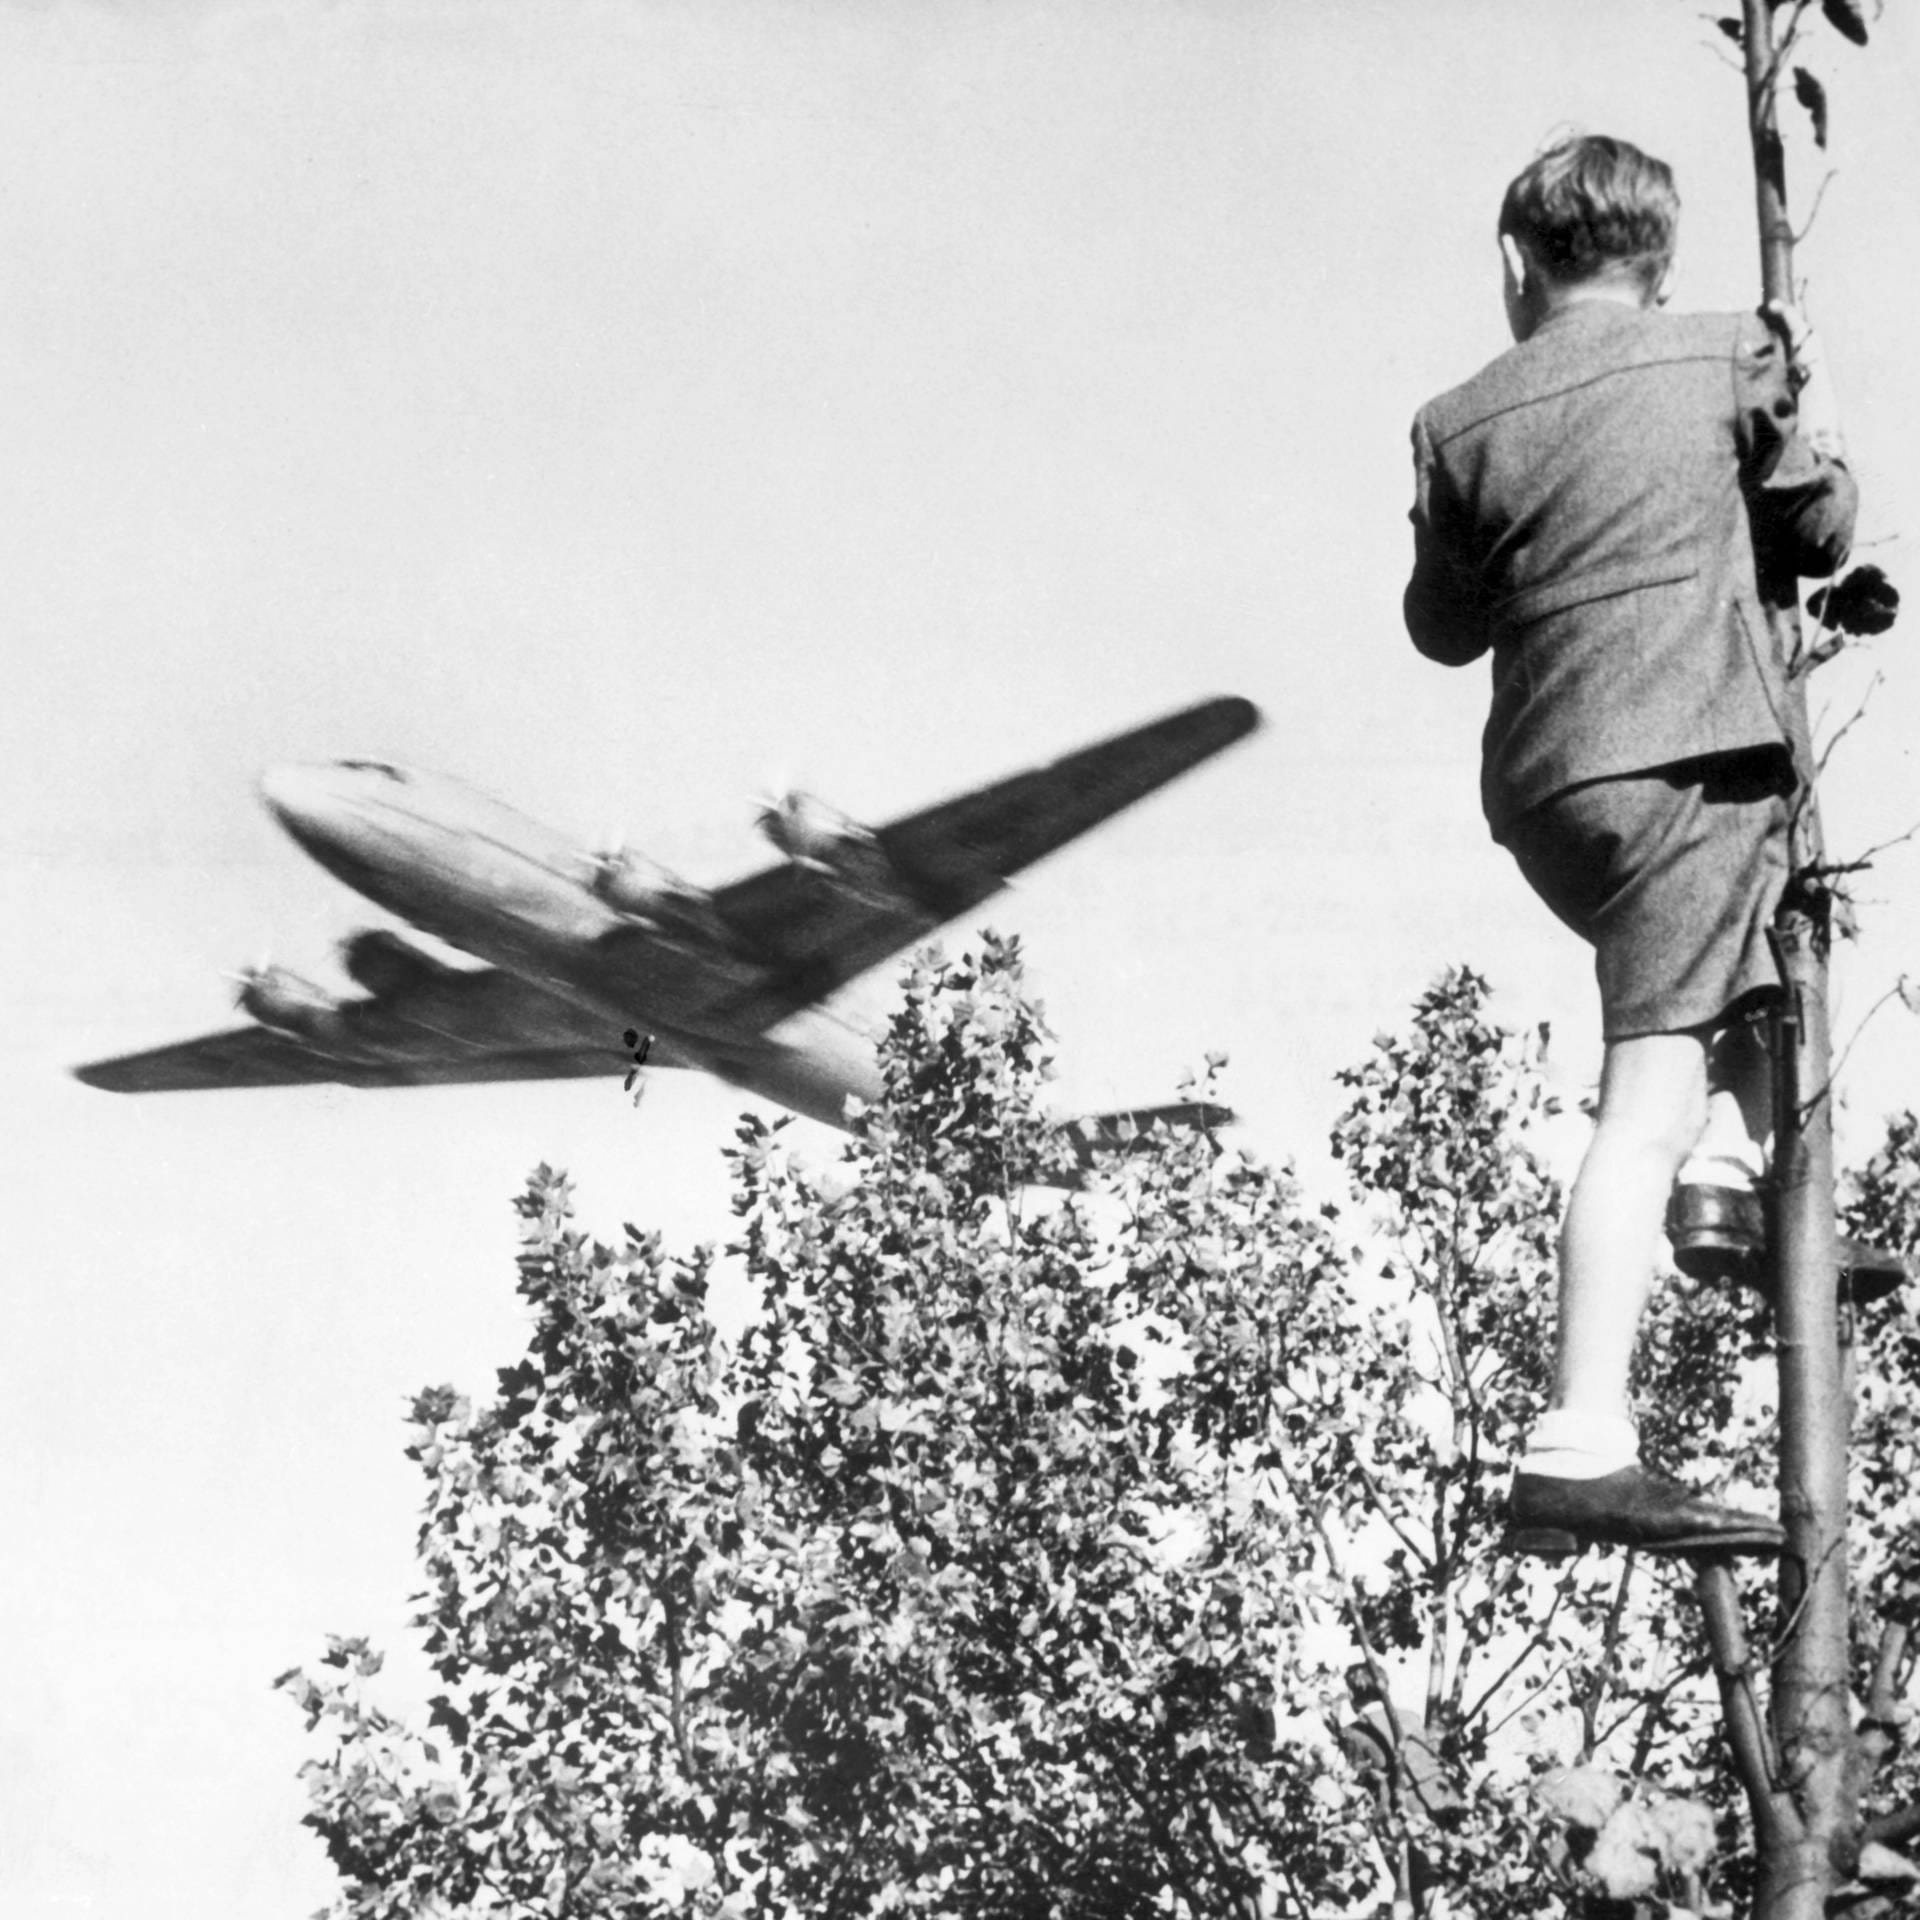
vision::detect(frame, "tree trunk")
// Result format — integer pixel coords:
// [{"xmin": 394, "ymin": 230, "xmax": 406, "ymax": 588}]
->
[{"xmin": 1739, "ymin": 2, "xmax": 1858, "ymax": 1911}]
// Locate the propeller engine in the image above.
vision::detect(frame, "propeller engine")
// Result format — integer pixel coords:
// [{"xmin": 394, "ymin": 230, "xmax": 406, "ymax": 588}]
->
[
  {"xmin": 589, "ymin": 846, "xmax": 688, "ymax": 920},
  {"xmin": 588, "ymin": 846, "xmax": 738, "ymax": 949},
  {"xmin": 234, "ymin": 965, "xmax": 339, "ymax": 1042},
  {"xmin": 756, "ymin": 790, "xmax": 876, "ymax": 871}
]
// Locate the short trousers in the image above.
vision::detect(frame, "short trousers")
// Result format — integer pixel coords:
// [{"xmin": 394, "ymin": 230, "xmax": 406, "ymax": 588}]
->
[{"xmin": 1501, "ymin": 753, "xmax": 1794, "ymax": 1042}]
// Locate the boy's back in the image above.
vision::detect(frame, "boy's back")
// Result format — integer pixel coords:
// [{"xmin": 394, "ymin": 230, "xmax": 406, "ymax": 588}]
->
[{"xmin": 1405, "ymin": 301, "xmax": 1853, "ymax": 839}]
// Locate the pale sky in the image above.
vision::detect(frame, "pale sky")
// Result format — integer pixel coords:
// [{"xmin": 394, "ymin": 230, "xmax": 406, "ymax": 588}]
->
[{"xmin": 6, "ymin": 4, "xmax": 1920, "ymax": 1915}]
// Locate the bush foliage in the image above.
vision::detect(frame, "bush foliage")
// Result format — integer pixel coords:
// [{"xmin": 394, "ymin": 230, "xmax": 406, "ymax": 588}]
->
[{"xmin": 280, "ymin": 938, "xmax": 1920, "ymax": 1918}]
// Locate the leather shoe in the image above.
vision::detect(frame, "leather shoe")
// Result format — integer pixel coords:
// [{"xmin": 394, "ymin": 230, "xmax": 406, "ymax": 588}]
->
[
  {"xmin": 1505, "ymin": 1463, "xmax": 1785, "ymax": 1559},
  {"xmin": 1666, "ymin": 1182, "xmax": 1764, "ymax": 1284},
  {"xmin": 1666, "ymin": 1182, "xmax": 1909, "ymax": 1302}
]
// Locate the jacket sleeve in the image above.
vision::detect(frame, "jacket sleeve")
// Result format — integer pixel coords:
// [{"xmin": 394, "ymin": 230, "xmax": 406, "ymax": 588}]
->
[
  {"xmin": 1402, "ymin": 413, "xmax": 1491, "ymax": 666},
  {"xmin": 1735, "ymin": 315, "xmax": 1857, "ymax": 581}
]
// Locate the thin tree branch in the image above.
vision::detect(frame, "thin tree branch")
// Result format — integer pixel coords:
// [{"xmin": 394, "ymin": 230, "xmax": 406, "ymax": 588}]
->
[
  {"xmin": 1790, "ymin": 168, "xmax": 1838, "ymax": 248},
  {"xmin": 1458, "ymin": 1579, "xmax": 1569, "ymax": 1727},
  {"xmin": 1813, "ymin": 821, "xmax": 1920, "ymax": 881},
  {"xmin": 1756, "ymin": 1529, "xmax": 1846, "ymax": 1667},
  {"xmin": 1479, "ymin": 1656, "xmax": 1578, "ymax": 1744},
  {"xmin": 1597, "ymin": 1655, "xmax": 1713, "ymax": 1753},
  {"xmin": 1759, "ymin": 0, "xmax": 1816, "ymax": 98},
  {"xmin": 1277, "ymin": 1381, "xmax": 1434, "ymax": 1572},
  {"xmin": 1577, "ymin": 1556, "xmax": 1640, "ymax": 1758},
  {"xmin": 1816, "ymin": 671, "xmax": 1884, "ymax": 774},
  {"xmin": 1694, "ymin": 1559, "xmax": 1796, "ymax": 1846},
  {"xmin": 1830, "ymin": 974, "xmax": 1920, "ymax": 1093}
]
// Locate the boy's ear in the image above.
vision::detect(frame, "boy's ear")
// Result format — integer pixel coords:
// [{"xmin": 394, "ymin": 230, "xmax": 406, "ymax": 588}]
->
[
  {"xmin": 1651, "ymin": 259, "xmax": 1677, "ymax": 308},
  {"xmin": 1500, "ymin": 234, "xmax": 1538, "ymax": 341},
  {"xmin": 1499, "ymin": 232, "xmax": 1531, "ymax": 296}
]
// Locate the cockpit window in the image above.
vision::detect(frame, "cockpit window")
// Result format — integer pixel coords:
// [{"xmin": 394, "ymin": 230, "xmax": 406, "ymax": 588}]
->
[{"xmin": 339, "ymin": 760, "xmax": 406, "ymax": 780}]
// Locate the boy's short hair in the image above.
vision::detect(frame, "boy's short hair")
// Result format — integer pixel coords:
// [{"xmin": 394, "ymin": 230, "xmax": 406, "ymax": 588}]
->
[{"xmin": 1499, "ymin": 135, "xmax": 1679, "ymax": 293}]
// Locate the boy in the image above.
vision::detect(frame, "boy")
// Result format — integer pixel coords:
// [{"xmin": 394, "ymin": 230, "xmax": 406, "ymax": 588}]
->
[{"xmin": 1403, "ymin": 134, "xmax": 1854, "ymax": 1556}]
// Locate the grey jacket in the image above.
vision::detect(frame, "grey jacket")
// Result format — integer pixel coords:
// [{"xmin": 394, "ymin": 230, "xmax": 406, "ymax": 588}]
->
[{"xmin": 1403, "ymin": 303, "xmax": 1855, "ymax": 839}]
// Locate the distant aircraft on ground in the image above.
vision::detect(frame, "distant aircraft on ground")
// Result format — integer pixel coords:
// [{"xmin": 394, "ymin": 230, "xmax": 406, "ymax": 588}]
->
[{"xmin": 74, "ymin": 697, "xmax": 1258, "ymax": 1150}]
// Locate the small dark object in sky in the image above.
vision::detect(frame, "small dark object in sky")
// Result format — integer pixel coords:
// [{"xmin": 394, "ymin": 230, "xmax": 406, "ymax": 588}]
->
[{"xmin": 623, "ymin": 1028, "xmax": 654, "ymax": 1092}]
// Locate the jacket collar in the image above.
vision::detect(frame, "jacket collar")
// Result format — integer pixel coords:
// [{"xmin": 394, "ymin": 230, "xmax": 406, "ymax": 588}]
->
[{"xmin": 1532, "ymin": 298, "xmax": 1649, "ymax": 337}]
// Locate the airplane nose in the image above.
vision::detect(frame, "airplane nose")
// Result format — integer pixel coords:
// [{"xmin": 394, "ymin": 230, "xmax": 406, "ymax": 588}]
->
[
  {"xmin": 257, "ymin": 763, "xmax": 341, "ymax": 832},
  {"xmin": 257, "ymin": 760, "xmax": 415, "ymax": 904}
]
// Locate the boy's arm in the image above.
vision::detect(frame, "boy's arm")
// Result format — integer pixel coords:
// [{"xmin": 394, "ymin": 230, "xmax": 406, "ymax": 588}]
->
[
  {"xmin": 1737, "ymin": 308, "xmax": 1858, "ymax": 581},
  {"xmin": 1403, "ymin": 414, "xmax": 1491, "ymax": 666}
]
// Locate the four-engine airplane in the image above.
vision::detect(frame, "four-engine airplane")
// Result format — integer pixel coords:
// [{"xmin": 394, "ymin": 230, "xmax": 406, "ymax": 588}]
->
[{"xmin": 74, "ymin": 697, "xmax": 1259, "ymax": 1147}]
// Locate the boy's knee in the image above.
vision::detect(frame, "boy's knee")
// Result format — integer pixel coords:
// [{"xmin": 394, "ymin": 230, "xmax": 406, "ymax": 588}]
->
[
  {"xmin": 1662, "ymin": 1080, "xmax": 1712, "ymax": 1165},
  {"xmin": 1599, "ymin": 1101, "xmax": 1705, "ymax": 1174},
  {"xmin": 1664, "ymin": 1093, "xmax": 1712, "ymax": 1168},
  {"xmin": 1594, "ymin": 1036, "xmax": 1711, "ymax": 1166}
]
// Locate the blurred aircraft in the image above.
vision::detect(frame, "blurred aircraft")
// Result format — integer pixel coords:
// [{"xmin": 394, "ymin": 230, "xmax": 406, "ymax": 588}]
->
[{"xmin": 74, "ymin": 697, "xmax": 1258, "ymax": 1145}]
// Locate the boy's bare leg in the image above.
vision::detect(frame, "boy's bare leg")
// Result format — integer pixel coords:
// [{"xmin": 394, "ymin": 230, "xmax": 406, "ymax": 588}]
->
[
  {"xmin": 1687, "ymin": 1016, "xmax": 1771, "ymax": 1180},
  {"xmin": 1550, "ymin": 1031, "xmax": 1709, "ymax": 1423},
  {"xmin": 1506, "ymin": 1028, "xmax": 1785, "ymax": 1555},
  {"xmin": 1710, "ymin": 1017, "xmax": 1772, "ymax": 1149}
]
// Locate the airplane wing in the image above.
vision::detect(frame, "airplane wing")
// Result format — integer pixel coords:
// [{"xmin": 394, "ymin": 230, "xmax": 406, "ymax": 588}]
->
[
  {"xmin": 705, "ymin": 695, "xmax": 1259, "ymax": 1013},
  {"xmin": 74, "ymin": 963, "xmax": 688, "ymax": 1093}
]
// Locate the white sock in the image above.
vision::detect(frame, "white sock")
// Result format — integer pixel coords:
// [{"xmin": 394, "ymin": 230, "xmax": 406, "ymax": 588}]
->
[
  {"xmin": 1519, "ymin": 1408, "xmax": 1639, "ymax": 1481},
  {"xmin": 1678, "ymin": 1110, "xmax": 1765, "ymax": 1190},
  {"xmin": 1677, "ymin": 1151, "xmax": 1764, "ymax": 1190}
]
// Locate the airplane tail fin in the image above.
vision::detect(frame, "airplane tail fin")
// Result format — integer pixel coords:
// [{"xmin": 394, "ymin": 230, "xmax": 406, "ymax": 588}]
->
[{"xmin": 1057, "ymin": 1100, "xmax": 1234, "ymax": 1174}]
